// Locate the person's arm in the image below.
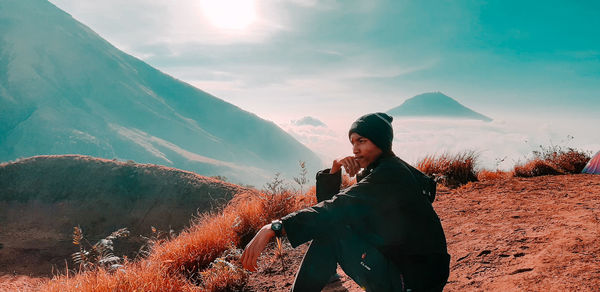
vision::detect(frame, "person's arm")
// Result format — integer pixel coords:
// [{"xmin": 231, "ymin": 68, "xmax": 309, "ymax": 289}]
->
[
  {"xmin": 240, "ymin": 223, "xmax": 277, "ymax": 271},
  {"xmin": 281, "ymin": 181, "xmax": 376, "ymax": 248},
  {"xmin": 315, "ymin": 169, "xmax": 341, "ymax": 202},
  {"xmin": 240, "ymin": 184, "xmax": 372, "ymax": 271},
  {"xmin": 241, "ymin": 157, "xmax": 362, "ymax": 271},
  {"xmin": 316, "ymin": 156, "xmax": 360, "ymax": 202}
]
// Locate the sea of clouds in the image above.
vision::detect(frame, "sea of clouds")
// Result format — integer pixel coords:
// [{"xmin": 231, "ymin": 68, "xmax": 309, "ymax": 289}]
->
[{"xmin": 282, "ymin": 116, "xmax": 600, "ymax": 171}]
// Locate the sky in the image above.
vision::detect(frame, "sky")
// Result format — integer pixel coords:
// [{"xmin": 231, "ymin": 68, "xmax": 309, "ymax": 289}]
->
[{"xmin": 47, "ymin": 0, "xmax": 600, "ymax": 168}]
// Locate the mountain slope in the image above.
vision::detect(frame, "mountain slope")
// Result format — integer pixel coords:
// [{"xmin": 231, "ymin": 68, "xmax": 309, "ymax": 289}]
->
[
  {"xmin": 0, "ymin": 0, "xmax": 322, "ymax": 184},
  {"xmin": 387, "ymin": 92, "xmax": 492, "ymax": 121}
]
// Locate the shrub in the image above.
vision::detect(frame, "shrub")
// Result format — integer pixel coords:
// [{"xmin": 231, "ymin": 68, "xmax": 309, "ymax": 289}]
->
[
  {"xmin": 543, "ymin": 148, "xmax": 590, "ymax": 174},
  {"xmin": 514, "ymin": 159, "xmax": 564, "ymax": 177},
  {"xmin": 514, "ymin": 145, "xmax": 591, "ymax": 177},
  {"xmin": 416, "ymin": 151, "xmax": 479, "ymax": 188}
]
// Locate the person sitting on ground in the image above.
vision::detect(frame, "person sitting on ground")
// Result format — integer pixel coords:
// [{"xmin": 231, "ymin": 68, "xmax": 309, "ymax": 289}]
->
[{"xmin": 241, "ymin": 112, "xmax": 450, "ymax": 291}]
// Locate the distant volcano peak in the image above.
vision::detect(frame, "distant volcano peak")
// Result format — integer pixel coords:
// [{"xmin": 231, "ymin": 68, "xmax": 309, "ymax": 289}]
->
[{"xmin": 387, "ymin": 92, "xmax": 492, "ymax": 122}]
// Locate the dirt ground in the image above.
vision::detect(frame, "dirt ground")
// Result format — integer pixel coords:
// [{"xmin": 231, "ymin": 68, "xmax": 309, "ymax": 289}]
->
[
  {"xmin": 247, "ymin": 174, "xmax": 600, "ymax": 291},
  {"xmin": 2, "ymin": 174, "xmax": 599, "ymax": 291},
  {"xmin": 245, "ymin": 241, "xmax": 363, "ymax": 291}
]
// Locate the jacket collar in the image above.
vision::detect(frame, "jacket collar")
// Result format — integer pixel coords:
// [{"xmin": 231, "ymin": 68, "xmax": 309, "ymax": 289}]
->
[{"xmin": 357, "ymin": 151, "xmax": 396, "ymax": 181}]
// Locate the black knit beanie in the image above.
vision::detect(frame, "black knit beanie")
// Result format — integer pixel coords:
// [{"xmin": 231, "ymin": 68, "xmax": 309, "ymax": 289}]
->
[{"xmin": 348, "ymin": 112, "xmax": 394, "ymax": 152}]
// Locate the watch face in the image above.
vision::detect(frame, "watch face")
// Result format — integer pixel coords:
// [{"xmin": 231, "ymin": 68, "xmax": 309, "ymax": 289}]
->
[{"xmin": 272, "ymin": 222, "xmax": 282, "ymax": 231}]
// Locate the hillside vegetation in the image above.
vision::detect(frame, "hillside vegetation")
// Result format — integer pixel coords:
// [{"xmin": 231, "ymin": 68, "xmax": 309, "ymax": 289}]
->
[{"xmin": 0, "ymin": 155, "xmax": 252, "ymax": 276}]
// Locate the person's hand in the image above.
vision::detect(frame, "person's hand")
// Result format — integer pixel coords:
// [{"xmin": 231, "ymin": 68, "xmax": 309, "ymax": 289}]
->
[
  {"xmin": 240, "ymin": 224, "xmax": 275, "ymax": 271},
  {"xmin": 331, "ymin": 156, "xmax": 361, "ymax": 177}
]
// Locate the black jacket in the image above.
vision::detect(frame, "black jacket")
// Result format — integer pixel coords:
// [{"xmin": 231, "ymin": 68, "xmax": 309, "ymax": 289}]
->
[{"xmin": 281, "ymin": 155, "xmax": 448, "ymax": 266}]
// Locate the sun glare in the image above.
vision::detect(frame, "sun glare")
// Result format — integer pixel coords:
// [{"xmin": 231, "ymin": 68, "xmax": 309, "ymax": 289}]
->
[{"xmin": 200, "ymin": 0, "xmax": 257, "ymax": 30}]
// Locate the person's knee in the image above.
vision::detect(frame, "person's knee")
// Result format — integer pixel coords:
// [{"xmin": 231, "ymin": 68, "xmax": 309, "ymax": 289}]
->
[{"xmin": 400, "ymin": 253, "xmax": 450, "ymax": 291}]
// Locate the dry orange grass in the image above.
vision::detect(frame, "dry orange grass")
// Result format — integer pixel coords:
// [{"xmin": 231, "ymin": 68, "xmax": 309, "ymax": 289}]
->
[
  {"xmin": 293, "ymin": 186, "xmax": 317, "ymax": 211},
  {"xmin": 45, "ymin": 260, "xmax": 196, "ymax": 291},
  {"xmin": 477, "ymin": 170, "xmax": 513, "ymax": 181},
  {"xmin": 42, "ymin": 189, "xmax": 317, "ymax": 291},
  {"xmin": 544, "ymin": 148, "xmax": 590, "ymax": 174},
  {"xmin": 416, "ymin": 151, "xmax": 478, "ymax": 188},
  {"xmin": 514, "ymin": 148, "xmax": 590, "ymax": 177},
  {"xmin": 514, "ymin": 159, "xmax": 563, "ymax": 177}
]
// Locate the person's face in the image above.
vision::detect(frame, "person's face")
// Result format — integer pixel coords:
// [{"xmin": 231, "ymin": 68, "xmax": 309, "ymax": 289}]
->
[{"xmin": 350, "ymin": 132, "xmax": 383, "ymax": 168}]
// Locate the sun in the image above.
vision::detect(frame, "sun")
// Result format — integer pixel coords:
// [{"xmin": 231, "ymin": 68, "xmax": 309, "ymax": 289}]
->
[{"xmin": 200, "ymin": 0, "xmax": 257, "ymax": 30}]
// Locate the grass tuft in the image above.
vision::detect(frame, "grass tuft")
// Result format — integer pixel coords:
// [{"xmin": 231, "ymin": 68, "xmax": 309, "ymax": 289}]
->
[{"xmin": 416, "ymin": 151, "xmax": 479, "ymax": 188}]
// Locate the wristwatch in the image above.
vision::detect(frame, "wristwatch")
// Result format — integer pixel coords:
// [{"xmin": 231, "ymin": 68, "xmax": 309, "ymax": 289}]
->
[{"xmin": 271, "ymin": 219, "xmax": 283, "ymax": 237}]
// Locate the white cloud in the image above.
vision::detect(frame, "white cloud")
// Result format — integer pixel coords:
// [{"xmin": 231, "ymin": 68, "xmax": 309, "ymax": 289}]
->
[
  {"xmin": 393, "ymin": 117, "xmax": 600, "ymax": 170},
  {"xmin": 283, "ymin": 116, "xmax": 600, "ymax": 171}
]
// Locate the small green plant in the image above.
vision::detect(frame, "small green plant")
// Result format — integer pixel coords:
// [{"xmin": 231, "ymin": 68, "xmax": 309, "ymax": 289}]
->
[
  {"xmin": 264, "ymin": 172, "xmax": 286, "ymax": 195},
  {"xmin": 274, "ymin": 236, "xmax": 286, "ymax": 270},
  {"xmin": 71, "ymin": 226, "xmax": 130, "ymax": 272},
  {"xmin": 199, "ymin": 245, "xmax": 248, "ymax": 291},
  {"xmin": 136, "ymin": 226, "xmax": 176, "ymax": 259},
  {"xmin": 293, "ymin": 161, "xmax": 309, "ymax": 194}
]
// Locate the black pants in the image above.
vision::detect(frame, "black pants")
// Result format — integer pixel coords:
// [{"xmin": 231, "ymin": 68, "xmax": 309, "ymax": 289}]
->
[{"xmin": 291, "ymin": 227, "xmax": 449, "ymax": 292}]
